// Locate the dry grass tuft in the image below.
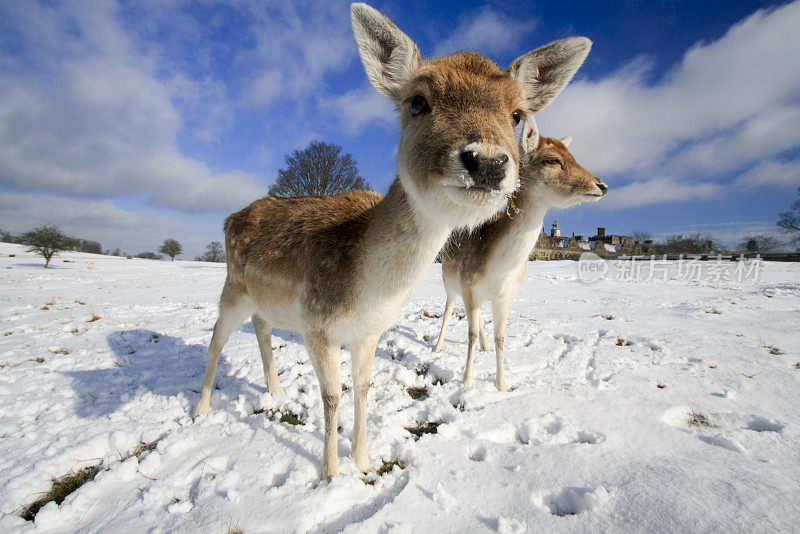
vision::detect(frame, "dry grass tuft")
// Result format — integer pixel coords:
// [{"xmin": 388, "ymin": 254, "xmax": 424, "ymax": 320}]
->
[
  {"xmin": 87, "ymin": 314, "xmax": 101, "ymax": 323},
  {"xmin": 406, "ymin": 386, "xmax": 428, "ymax": 400},
  {"xmin": 688, "ymin": 412, "xmax": 715, "ymax": 428},
  {"xmin": 20, "ymin": 464, "xmax": 101, "ymax": 521},
  {"xmin": 601, "ymin": 314, "xmax": 614, "ymax": 320},
  {"xmin": 615, "ymin": 336, "xmax": 630, "ymax": 347},
  {"xmin": 758, "ymin": 341, "xmax": 782, "ymax": 355},
  {"xmin": 420, "ymin": 309, "xmax": 440, "ymax": 319},
  {"xmin": 404, "ymin": 422, "xmax": 441, "ymax": 440}
]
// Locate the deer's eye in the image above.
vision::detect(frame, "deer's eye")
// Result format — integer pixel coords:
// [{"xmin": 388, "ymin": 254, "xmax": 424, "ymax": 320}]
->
[
  {"xmin": 544, "ymin": 158, "xmax": 562, "ymax": 166},
  {"xmin": 511, "ymin": 109, "xmax": 523, "ymax": 126},
  {"xmin": 410, "ymin": 95, "xmax": 431, "ymax": 116}
]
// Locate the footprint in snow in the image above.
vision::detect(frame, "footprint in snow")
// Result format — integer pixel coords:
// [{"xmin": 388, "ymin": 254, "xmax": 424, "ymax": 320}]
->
[{"xmin": 531, "ymin": 486, "xmax": 611, "ymax": 517}]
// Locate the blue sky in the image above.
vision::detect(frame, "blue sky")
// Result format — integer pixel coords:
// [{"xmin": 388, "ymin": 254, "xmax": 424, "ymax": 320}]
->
[{"xmin": 1, "ymin": 0, "xmax": 798, "ymax": 257}]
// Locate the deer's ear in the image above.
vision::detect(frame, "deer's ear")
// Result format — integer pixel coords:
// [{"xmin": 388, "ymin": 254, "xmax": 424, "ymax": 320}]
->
[
  {"xmin": 520, "ymin": 118, "xmax": 540, "ymax": 154},
  {"xmin": 559, "ymin": 136, "xmax": 573, "ymax": 147},
  {"xmin": 508, "ymin": 37, "xmax": 591, "ymax": 115},
  {"xmin": 351, "ymin": 3, "xmax": 422, "ymax": 103}
]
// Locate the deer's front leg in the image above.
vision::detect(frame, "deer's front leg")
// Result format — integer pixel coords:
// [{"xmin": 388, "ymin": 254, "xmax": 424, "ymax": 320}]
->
[
  {"xmin": 350, "ymin": 335, "xmax": 379, "ymax": 472},
  {"xmin": 306, "ymin": 334, "xmax": 341, "ymax": 480},
  {"xmin": 491, "ymin": 297, "xmax": 513, "ymax": 391},
  {"xmin": 462, "ymin": 292, "xmax": 481, "ymax": 387}
]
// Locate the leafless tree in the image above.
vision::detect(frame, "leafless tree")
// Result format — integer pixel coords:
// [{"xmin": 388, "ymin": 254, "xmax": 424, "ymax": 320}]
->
[
  {"xmin": 777, "ymin": 187, "xmax": 800, "ymax": 247},
  {"xmin": 268, "ymin": 141, "xmax": 369, "ymax": 197}
]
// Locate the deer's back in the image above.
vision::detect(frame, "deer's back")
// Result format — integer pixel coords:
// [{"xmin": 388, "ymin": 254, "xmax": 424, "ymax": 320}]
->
[{"xmin": 224, "ymin": 191, "xmax": 384, "ymax": 324}]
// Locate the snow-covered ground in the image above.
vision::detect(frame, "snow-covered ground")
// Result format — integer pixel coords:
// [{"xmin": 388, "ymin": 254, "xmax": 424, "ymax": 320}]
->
[{"xmin": 1, "ymin": 242, "xmax": 798, "ymax": 533}]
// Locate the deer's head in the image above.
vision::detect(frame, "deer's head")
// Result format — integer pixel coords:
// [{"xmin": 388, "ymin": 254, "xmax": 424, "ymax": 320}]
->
[
  {"xmin": 518, "ymin": 121, "xmax": 607, "ymax": 208},
  {"xmin": 351, "ymin": 3, "xmax": 591, "ymax": 228}
]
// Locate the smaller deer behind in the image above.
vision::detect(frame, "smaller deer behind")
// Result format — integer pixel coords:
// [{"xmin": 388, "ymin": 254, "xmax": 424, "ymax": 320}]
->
[{"xmin": 433, "ymin": 120, "xmax": 607, "ymax": 390}]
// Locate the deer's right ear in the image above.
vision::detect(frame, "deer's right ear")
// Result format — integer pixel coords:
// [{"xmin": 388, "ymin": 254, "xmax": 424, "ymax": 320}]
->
[
  {"xmin": 351, "ymin": 3, "xmax": 422, "ymax": 103},
  {"xmin": 508, "ymin": 37, "xmax": 591, "ymax": 115},
  {"xmin": 520, "ymin": 118, "xmax": 540, "ymax": 155}
]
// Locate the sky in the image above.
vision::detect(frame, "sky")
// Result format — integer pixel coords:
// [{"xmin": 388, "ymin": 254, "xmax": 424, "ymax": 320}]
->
[{"xmin": 1, "ymin": 0, "xmax": 799, "ymax": 258}]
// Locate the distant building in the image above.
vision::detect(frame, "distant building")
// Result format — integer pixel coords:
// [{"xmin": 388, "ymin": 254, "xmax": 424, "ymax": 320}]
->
[{"xmin": 531, "ymin": 224, "xmax": 652, "ymax": 260}]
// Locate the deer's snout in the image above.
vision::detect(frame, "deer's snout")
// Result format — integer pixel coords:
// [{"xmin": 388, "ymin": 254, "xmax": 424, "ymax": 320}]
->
[
  {"xmin": 460, "ymin": 150, "xmax": 509, "ymax": 189},
  {"xmin": 596, "ymin": 179, "xmax": 608, "ymax": 196}
]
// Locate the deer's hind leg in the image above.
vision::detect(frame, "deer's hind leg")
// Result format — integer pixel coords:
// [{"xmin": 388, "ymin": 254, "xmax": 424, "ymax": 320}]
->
[
  {"xmin": 194, "ymin": 284, "xmax": 253, "ymax": 417},
  {"xmin": 432, "ymin": 296, "xmax": 456, "ymax": 353},
  {"xmin": 252, "ymin": 314, "xmax": 284, "ymax": 395}
]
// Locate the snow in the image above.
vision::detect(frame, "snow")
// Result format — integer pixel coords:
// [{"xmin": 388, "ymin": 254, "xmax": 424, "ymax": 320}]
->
[{"xmin": 1, "ymin": 242, "xmax": 799, "ymax": 532}]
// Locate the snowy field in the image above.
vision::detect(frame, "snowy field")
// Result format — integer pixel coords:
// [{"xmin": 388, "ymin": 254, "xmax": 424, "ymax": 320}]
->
[{"xmin": 1, "ymin": 242, "xmax": 799, "ymax": 533}]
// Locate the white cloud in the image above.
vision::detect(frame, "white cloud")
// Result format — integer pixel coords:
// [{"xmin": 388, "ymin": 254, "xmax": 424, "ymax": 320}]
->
[
  {"xmin": 658, "ymin": 220, "xmax": 786, "ymax": 246},
  {"xmin": 433, "ymin": 8, "xmax": 537, "ymax": 58},
  {"xmin": 733, "ymin": 159, "xmax": 800, "ymax": 189},
  {"xmin": 0, "ymin": 193, "xmax": 184, "ymax": 253},
  {"xmin": 536, "ymin": 1, "xmax": 800, "ymax": 198},
  {"xmin": 240, "ymin": 3, "xmax": 355, "ymax": 107},
  {"xmin": 594, "ymin": 179, "xmax": 722, "ymax": 210},
  {"xmin": 0, "ymin": 0, "xmax": 266, "ymax": 214},
  {"xmin": 319, "ymin": 86, "xmax": 397, "ymax": 136}
]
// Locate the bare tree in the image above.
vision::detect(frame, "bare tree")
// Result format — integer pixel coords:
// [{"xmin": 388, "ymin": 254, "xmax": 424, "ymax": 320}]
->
[
  {"xmin": 268, "ymin": 140, "xmax": 369, "ymax": 197},
  {"xmin": 159, "ymin": 239, "xmax": 182, "ymax": 261},
  {"xmin": 738, "ymin": 234, "xmax": 781, "ymax": 252},
  {"xmin": 777, "ymin": 187, "xmax": 800, "ymax": 247},
  {"xmin": 195, "ymin": 241, "xmax": 224, "ymax": 262},
  {"xmin": 659, "ymin": 232, "xmax": 719, "ymax": 254},
  {"xmin": 632, "ymin": 230, "xmax": 651, "ymax": 244},
  {"xmin": 21, "ymin": 225, "xmax": 67, "ymax": 267}
]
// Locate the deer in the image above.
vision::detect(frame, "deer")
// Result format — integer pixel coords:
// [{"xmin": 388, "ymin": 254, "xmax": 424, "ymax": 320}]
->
[
  {"xmin": 192, "ymin": 2, "xmax": 592, "ymax": 479},
  {"xmin": 433, "ymin": 119, "xmax": 607, "ymax": 391}
]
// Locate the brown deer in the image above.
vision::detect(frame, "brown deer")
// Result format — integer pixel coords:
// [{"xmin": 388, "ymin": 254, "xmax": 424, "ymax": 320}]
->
[
  {"xmin": 433, "ymin": 120, "xmax": 607, "ymax": 391},
  {"xmin": 193, "ymin": 3, "xmax": 592, "ymax": 479}
]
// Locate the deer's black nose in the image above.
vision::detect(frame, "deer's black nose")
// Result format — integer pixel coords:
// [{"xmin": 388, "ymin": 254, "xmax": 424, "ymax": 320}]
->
[
  {"xmin": 596, "ymin": 181, "xmax": 608, "ymax": 195},
  {"xmin": 460, "ymin": 151, "xmax": 509, "ymax": 188}
]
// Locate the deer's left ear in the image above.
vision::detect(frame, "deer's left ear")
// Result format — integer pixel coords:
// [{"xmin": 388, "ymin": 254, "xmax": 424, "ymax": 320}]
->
[
  {"xmin": 508, "ymin": 37, "xmax": 591, "ymax": 115},
  {"xmin": 559, "ymin": 136, "xmax": 573, "ymax": 147},
  {"xmin": 520, "ymin": 118, "xmax": 540, "ymax": 155}
]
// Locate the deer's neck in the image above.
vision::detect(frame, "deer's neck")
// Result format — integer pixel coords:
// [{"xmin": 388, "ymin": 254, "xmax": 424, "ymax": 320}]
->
[
  {"xmin": 488, "ymin": 184, "xmax": 551, "ymax": 272},
  {"xmin": 361, "ymin": 179, "xmax": 451, "ymax": 299}
]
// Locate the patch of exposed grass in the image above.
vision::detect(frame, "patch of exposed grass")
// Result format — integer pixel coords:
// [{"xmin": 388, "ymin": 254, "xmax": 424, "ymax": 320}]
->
[
  {"xmin": 420, "ymin": 309, "xmax": 440, "ymax": 319},
  {"xmin": 405, "ymin": 422, "xmax": 441, "ymax": 440},
  {"xmin": 376, "ymin": 459, "xmax": 405, "ymax": 476},
  {"xmin": 758, "ymin": 341, "xmax": 782, "ymax": 355},
  {"xmin": 87, "ymin": 314, "xmax": 101, "ymax": 323},
  {"xmin": 705, "ymin": 308, "xmax": 722, "ymax": 314},
  {"xmin": 689, "ymin": 412, "xmax": 716, "ymax": 428},
  {"xmin": 793, "ymin": 362, "xmax": 799, "ymax": 370},
  {"xmin": 615, "ymin": 336, "xmax": 630, "ymax": 347},
  {"xmin": 415, "ymin": 362, "xmax": 430, "ymax": 376},
  {"xmin": 279, "ymin": 412, "xmax": 303, "ymax": 425},
  {"xmin": 49, "ymin": 348, "xmax": 69, "ymax": 355},
  {"xmin": 363, "ymin": 459, "xmax": 406, "ymax": 485},
  {"xmin": 601, "ymin": 314, "xmax": 614, "ymax": 320},
  {"xmin": 20, "ymin": 464, "xmax": 101, "ymax": 521},
  {"xmin": 656, "ymin": 383, "xmax": 666, "ymax": 389},
  {"xmin": 406, "ymin": 386, "xmax": 428, "ymax": 400},
  {"xmin": 2, "ymin": 331, "xmax": 12, "ymax": 337},
  {"xmin": 29, "ymin": 357, "xmax": 44, "ymax": 363},
  {"xmin": 74, "ymin": 300, "xmax": 86, "ymax": 305}
]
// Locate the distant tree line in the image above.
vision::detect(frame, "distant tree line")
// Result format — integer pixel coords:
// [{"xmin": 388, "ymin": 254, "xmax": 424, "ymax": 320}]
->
[{"xmin": 2, "ymin": 227, "xmax": 101, "ymax": 254}]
